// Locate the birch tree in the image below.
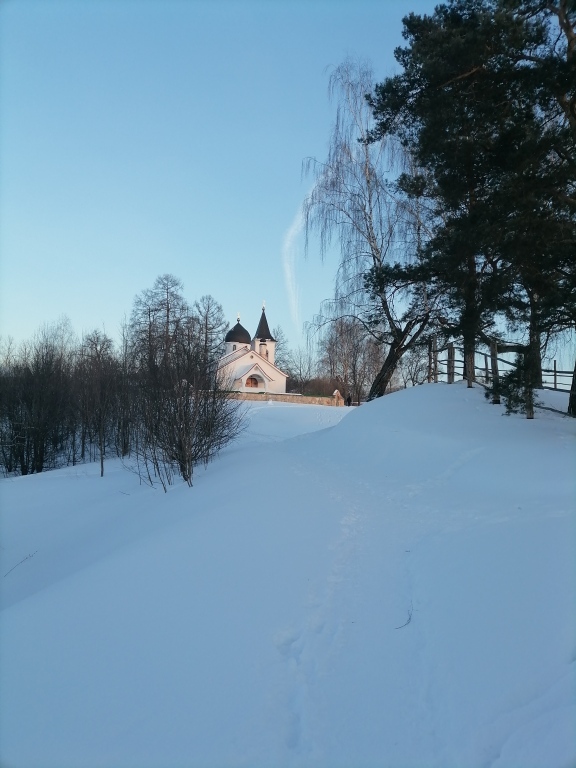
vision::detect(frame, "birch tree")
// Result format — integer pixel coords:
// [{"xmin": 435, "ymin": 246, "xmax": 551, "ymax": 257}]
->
[{"xmin": 303, "ymin": 59, "xmax": 433, "ymax": 399}]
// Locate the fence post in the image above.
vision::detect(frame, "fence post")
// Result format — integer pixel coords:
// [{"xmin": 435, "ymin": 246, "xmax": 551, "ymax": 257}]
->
[
  {"xmin": 490, "ymin": 340, "xmax": 500, "ymax": 404},
  {"xmin": 447, "ymin": 343, "xmax": 455, "ymax": 384},
  {"xmin": 433, "ymin": 336, "xmax": 438, "ymax": 383},
  {"xmin": 484, "ymin": 354, "xmax": 489, "ymax": 384},
  {"xmin": 554, "ymin": 360, "xmax": 557, "ymax": 390},
  {"xmin": 427, "ymin": 337, "xmax": 433, "ymax": 383}
]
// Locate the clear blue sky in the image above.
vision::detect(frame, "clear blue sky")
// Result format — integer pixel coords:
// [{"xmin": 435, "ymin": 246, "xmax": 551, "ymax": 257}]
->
[{"xmin": 0, "ymin": 0, "xmax": 437, "ymax": 349}]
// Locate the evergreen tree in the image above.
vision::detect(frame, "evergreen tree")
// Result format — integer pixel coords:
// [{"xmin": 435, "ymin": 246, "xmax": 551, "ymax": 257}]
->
[{"xmin": 368, "ymin": 0, "xmax": 576, "ymax": 412}]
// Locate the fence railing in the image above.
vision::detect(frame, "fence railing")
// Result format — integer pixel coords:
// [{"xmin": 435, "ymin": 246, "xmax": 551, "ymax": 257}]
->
[{"xmin": 433, "ymin": 343, "xmax": 573, "ymax": 392}]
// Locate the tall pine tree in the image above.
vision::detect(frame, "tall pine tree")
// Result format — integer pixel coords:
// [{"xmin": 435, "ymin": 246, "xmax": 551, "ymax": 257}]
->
[{"xmin": 368, "ymin": 0, "xmax": 575, "ymax": 411}]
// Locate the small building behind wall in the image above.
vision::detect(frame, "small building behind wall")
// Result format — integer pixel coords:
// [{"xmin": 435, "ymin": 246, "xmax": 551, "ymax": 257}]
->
[{"xmin": 218, "ymin": 306, "xmax": 288, "ymax": 394}]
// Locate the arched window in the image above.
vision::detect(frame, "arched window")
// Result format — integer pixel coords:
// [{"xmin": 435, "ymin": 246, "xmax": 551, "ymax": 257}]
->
[
  {"xmin": 233, "ymin": 345, "xmax": 236, "ymax": 351},
  {"xmin": 246, "ymin": 376, "xmax": 259, "ymax": 388}
]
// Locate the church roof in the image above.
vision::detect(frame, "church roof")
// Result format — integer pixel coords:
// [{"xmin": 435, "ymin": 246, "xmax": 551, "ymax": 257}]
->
[
  {"xmin": 218, "ymin": 346, "xmax": 288, "ymax": 378},
  {"xmin": 253, "ymin": 308, "xmax": 275, "ymax": 341},
  {"xmin": 225, "ymin": 320, "xmax": 251, "ymax": 344},
  {"xmin": 235, "ymin": 362, "xmax": 274, "ymax": 382}
]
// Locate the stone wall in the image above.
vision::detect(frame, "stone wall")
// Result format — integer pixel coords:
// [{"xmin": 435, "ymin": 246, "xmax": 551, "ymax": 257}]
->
[{"xmin": 229, "ymin": 391, "xmax": 344, "ymax": 407}]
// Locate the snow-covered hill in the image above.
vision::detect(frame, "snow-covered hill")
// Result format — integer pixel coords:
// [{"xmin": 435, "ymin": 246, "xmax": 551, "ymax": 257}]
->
[{"xmin": 1, "ymin": 383, "xmax": 575, "ymax": 768}]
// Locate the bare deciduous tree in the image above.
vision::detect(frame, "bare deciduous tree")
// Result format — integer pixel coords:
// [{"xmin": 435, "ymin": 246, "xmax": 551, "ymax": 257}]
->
[
  {"xmin": 302, "ymin": 59, "xmax": 432, "ymax": 399},
  {"xmin": 287, "ymin": 344, "xmax": 317, "ymax": 395},
  {"xmin": 0, "ymin": 319, "xmax": 77, "ymax": 475},
  {"xmin": 0, "ymin": 284, "xmax": 243, "ymax": 482},
  {"xmin": 272, "ymin": 325, "xmax": 292, "ymax": 373},
  {"xmin": 79, "ymin": 330, "xmax": 117, "ymax": 477},
  {"xmin": 128, "ymin": 276, "xmax": 244, "ymax": 490},
  {"xmin": 397, "ymin": 343, "xmax": 429, "ymax": 388},
  {"xmin": 317, "ymin": 317, "xmax": 386, "ymax": 403}
]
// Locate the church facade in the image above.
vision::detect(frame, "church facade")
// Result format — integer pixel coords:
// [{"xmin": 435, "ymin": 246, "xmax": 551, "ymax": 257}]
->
[{"xmin": 218, "ymin": 307, "xmax": 288, "ymax": 394}]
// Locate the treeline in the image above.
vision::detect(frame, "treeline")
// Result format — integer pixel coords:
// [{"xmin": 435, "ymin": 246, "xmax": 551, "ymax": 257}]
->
[
  {"xmin": 0, "ymin": 275, "xmax": 244, "ymax": 487},
  {"xmin": 304, "ymin": 0, "xmax": 576, "ymax": 417},
  {"xmin": 280, "ymin": 317, "xmax": 425, "ymax": 402}
]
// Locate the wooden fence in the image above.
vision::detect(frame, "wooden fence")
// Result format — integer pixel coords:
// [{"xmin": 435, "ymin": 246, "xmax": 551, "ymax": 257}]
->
[{"xmin": 432, "ymin": 342, "xmax": 573, "ymax": 392}]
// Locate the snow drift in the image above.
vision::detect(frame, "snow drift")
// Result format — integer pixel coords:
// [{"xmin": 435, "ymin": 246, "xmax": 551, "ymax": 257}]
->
[{"xmin": 1, "ymin": 383, "xmax": 575, "ymax": 768}]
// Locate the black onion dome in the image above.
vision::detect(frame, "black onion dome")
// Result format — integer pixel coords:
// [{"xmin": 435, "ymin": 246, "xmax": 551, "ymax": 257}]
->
[
  {"xmin": 225, "ymin": 321, "xmax": 251, "ymax": 344},
  {"xmin": 254, "ymin": 309, "xmax": 275, "ymax": 341}
]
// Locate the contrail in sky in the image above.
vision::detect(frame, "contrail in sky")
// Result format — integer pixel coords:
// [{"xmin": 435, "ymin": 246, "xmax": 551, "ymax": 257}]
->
[{"xmin": 282, "ymin": 209, "xmax": 303, "ymax": 331}]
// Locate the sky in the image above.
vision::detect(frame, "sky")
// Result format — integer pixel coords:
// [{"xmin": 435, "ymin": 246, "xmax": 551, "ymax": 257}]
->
[{"xmin": 0, "ymin": 0, "xmax": 439, "ymax": 350}]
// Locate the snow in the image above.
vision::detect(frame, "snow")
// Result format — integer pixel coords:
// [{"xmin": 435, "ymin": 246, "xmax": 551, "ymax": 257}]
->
[{"xmin": 1, "ymin": 383, "xmax": 575, "ymax": 768}]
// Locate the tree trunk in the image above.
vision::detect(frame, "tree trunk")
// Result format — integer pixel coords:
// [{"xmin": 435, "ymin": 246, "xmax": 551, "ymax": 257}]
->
[
  {"xmin": 524, "ymin": 354, "xmax": 535, "ymax": 420},
  {"xmin": 490, "ymin": 340, "xmax": 500, "ymax": 404},
  {"xmin": 462, "ymin": 331, "xmax": 476, "ymax": 388},
  {"xmin": 527, "ymin": 316, "xmax": 543, "ymax": 389},
  {"xmin": 99, "ymin": 423, "xmax": 105, "ymax": 477},
  {"xmin": 524, "ymin": 321, "xmax": 542, "ymax": 419},
  {"xmin": 568, "ymin": 357, "xmax": 576, "ymax": 418},
  {"xmin": 368, "ymin": 341, "xmax": 403, "ymax": 399},
  {"xmin": 525, "ymin": 390, "xmax": 534, "ymax": 419},
  {"xmin": 447, "ymin": 343, "xmax": 455, "ymax": 384},
  {"xmin": 462, "ymin": 248, "xmax": 478, "ymax": 388}
]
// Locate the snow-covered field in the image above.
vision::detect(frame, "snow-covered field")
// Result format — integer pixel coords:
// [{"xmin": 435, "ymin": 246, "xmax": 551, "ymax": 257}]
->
[{"xmin": 1, "ymin": 383, "xmax": 575, "ymax": 768}]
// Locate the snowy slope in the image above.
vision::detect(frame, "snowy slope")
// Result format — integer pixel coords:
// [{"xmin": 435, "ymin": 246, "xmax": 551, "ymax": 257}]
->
[{"xmin": 1, "ymin": 384, "xmax": 575, "ymax": 768}]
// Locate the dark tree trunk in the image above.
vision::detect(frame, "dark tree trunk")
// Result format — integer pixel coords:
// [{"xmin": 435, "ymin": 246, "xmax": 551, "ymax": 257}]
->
[
  {"xmin": 524, "ymin": 354, "xmax": 535, "ymax": 420},
  {"xmin": 461, "ymin": 248, "xmax": 479, "ymax": 388},
  {"xmin": 527, "ymin": 321, "xmax": 543, "ymax": 389},
  {"xmin": 490, "ymin": 340, "xmax": 500, "ymax": 404},
  {"xmin": 568, "ymin": 357, "xmax": 576, "ymax": 418},
  {"xmin": 368, "ymin": 341, "xmax": 403, "ymax": 399},
  {"xmin": 523, "ymin": 316, "xmax": 542, "ymax": 419},
  {"xmin": 426, "ymin": 336, "xmax": 439, "ymax": 383},
  {"xmin": 462, "ymin": 328, "xmax": 476, "ymax": 388},
  {"xmin": 99, "ymin": 423, "xmax": 105, "ymax": 477},
  {"xmin": 447, "ymin": 343, "xmax": 455, "ymax": 384}
]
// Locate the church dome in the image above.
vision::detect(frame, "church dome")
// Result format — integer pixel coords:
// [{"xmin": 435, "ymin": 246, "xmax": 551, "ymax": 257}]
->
[{"xmin": 225, "ymin": 321, "xmax": 251, "ymax": 344}]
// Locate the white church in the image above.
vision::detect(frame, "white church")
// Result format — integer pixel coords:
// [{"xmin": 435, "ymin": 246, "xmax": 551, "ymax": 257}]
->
[{"xmin": 218, "ymin": 306, "xmax": 288, "ymax": 394}]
